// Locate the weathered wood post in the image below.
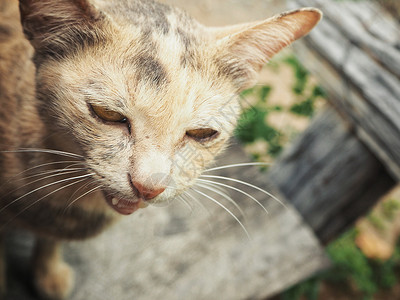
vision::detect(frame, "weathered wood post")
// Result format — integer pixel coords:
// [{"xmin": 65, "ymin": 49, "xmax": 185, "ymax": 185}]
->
[{"xmin": 268, "ymin": 0, "xmax": 400, "ymax": 243}]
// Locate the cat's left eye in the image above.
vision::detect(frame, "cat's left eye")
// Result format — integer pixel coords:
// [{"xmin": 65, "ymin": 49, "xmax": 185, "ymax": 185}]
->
[
  {"xmin": 186, "ymin": 128, "xmax": 219, "ymax": 142},
  {"xmin": 90, "ymin": 104, "xmax": 127, "ymax": 123}
]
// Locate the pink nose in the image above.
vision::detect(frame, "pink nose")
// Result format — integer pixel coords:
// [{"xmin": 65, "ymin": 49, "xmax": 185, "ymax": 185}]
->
[{"xmin": 131, "ymin": 181, "xmax": 165, "ymax": 200}]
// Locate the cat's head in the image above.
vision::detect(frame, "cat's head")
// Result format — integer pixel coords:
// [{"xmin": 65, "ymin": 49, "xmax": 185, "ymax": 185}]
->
[{"xmin": 19, "ymin": 0, "xmax": 321, "ymax": 214}]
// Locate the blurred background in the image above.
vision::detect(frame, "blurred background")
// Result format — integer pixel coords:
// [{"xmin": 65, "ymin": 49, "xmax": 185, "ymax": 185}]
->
[{"xmin": 165, "ymin": 0, "xmax": 400, "ymax": 299}]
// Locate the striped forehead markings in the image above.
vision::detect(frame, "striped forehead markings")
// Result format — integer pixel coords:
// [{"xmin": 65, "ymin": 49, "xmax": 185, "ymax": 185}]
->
[{"xmin": 133, "ymin": 54, "xmax": 168, "ymax": 87}]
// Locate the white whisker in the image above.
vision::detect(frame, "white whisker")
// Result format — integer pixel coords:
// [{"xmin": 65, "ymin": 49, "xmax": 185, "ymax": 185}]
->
[
  {"xmin": 2, "ymin": 148, "xmax": 84, "ymax": 159},
  {"xmin": 165, "ymin": 185, "xmax": 179, "ymax": 190},
  {"xmin": 195, "ymin": 182, "xmax": 246, "ymax": 218},
  {"xmin": 184, "ymin": 190, "xmax": 214, "ymax": 235},
  {"xmin": 192, "ymin": 188, "xmax": 250, "ymax": 239},
  {"xmin": 1, "ymin": 168, "xmax": 88, "ymax": 201},
  {"xmin": 199, "ymin": 182, "xmax": 226, "ymax": 194},
  {"xmin": 197, "ymin": 178, "xmax": 269, "ymax": 214},
  {"xmin": 20, "ymin": 168, "xmax": 87, "ymax": 184},
  {"xmin": 64, "ymin": 184, "xmax": 103, "ymax": 212},
  {"xmin": 5, "ymin": 160, "xmax": 84, "ymax": 181},
  {"xmin": 177, "ymin": 195, "xmax": 193, "ymax": 214},
  {"xmin": 204, "ymin": 162, "xmax": 272, "ymax": 172},
  {"xmin": 184, "ymin": 190, "xmax": 209, "ymax": 215},
  {"xmin": 65, "ymin": 179, "xmax": 97, "ymax": 205},
  {"xmin": 0, "ymin": 173, "xmax": 95, "ymax": 214},
  {"xmin": 200, "ymin": 174, "xmax": 286, "ymax": 209},
  {"xmin": 5, "ymin": 178, "xmax": 90, "ymax": 227}
]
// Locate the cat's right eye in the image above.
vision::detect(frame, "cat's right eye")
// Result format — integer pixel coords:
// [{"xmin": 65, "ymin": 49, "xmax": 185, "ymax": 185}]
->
[
  {"xmin": 90, "ymin": 104, "xmax": 127, "ymax": 123},
  {"xmin": 186, "ymin": 128, "xmax": 219, "ymax": 142}
]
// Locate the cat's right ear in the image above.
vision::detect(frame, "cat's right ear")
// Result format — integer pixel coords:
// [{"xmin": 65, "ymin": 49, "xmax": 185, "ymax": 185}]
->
[
  {"xmin": 19, "ymin": 0, "xmax": 105, "ymax": 60},
  {"xmin": 210, "ymin": 8, "xmax": 322, "ymax": 91}
]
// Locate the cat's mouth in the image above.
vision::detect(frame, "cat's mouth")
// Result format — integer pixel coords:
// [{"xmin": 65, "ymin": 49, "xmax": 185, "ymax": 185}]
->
[{"xmin": 103, "ymin": 193, "xmax": 148, "ymax": 215}]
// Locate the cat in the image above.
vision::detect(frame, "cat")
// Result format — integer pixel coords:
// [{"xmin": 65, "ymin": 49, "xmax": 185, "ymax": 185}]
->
[{"xmin": 0, "ymin": 0, "xmax": 321, "ymax": 299}]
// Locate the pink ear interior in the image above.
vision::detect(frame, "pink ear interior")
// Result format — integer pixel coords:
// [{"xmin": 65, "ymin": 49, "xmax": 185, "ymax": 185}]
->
[{"xmin": 211, "ymin": 8, "xmax": 322, "ymax": 90}]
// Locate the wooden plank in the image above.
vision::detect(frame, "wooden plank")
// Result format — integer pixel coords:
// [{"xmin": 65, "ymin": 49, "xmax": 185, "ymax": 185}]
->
[
  {"xmin": 288, "ymin": 0, "xmax": 400, "ymax": 181},
  {"xmin": 344, "ymin": 2, "xmax": 400, "ymax": 47},
  {"xmin": 292, "ymin": 0, "xmax": 400, "ymax": 77},
  {"xmin": 268, "ymin": 108, "xmax": 396, "ymax": 243},
  {"xmin": 293, "ymin": 41, "xmax": 400, "ymax": 182},
  {"xmin": 4, "ymin": 144, "xmax": 328, "ymax": 300}
]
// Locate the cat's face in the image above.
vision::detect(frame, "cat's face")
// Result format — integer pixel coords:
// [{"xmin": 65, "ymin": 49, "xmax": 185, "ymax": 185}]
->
[
  {"xmin": 20, "ymin": 0, "xmax": 321, "ymax": 214},
  {"xmin": 36, "ymin": 33, "xmax": 239, "ymax": 214}
]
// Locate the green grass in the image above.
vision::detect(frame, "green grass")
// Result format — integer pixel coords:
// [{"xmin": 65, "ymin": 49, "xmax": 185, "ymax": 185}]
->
[
  {"xmin": 382, "ymin": 199, "xmax": 400, "ymax": 221},
  {"xmin": 235, "ymin": 54, "xmax": 325, "ymax": 158},
  {"xmin": 235, "ymin": 85, "xmax": 284, "ymax": 158},
  {"xmin": 290, "ymin": 86, "xmax": 326, "ymax": 117},
  {"xmin": 282, "ymin": 229, "xmax": 400, "ymax": 300},
  {"xmin": 367, "ymin": 213, "xmax": 386, "ymax": 231},
  {"xmin": 284, "ymin": 56, "xmax": 326, "ymax": 118},
  {"xmin": 284, "ymin": 55, "xmax": 309, "ymax": 96}
]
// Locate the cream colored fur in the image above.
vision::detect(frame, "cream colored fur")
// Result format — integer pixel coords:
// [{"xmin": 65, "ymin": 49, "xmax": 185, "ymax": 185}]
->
[{"xmin": 0, "ymin": 0, "xmax": 321, "ymax": 299}]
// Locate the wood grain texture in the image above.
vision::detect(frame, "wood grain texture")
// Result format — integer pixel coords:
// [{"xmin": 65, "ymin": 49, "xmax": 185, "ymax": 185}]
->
[
  {"xmin": 268, "ymin": 108, "xmax": 396, "ymax": 243},
  {"xmin": 4, "ymin": 144, "xmax": 328, "ymax": 300},
  {"xmin": 289, "ymin": 0, "xmax": 400, "ymax": 181}
]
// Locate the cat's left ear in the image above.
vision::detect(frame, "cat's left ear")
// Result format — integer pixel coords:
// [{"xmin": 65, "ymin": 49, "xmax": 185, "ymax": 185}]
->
[
  {"xmin": 211, "ymin": 8, "xmax": 322, "ymax": 91},
  {"xmin": 19, "ymin": 0, "xmax": 105, "ymax": 60}
]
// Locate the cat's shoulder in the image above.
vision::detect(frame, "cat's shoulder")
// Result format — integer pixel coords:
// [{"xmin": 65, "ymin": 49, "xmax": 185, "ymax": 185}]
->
[
  {"xmin": 0, "ymin": 1, "xmax": 28, "ymax": 49},
  {"xmin": 0, "ymin": 1, "xmax": 35, "ymax": 119},
  {"xmin": 0, "ymin": 1, "xmax": 33, "ymax": 78}
]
